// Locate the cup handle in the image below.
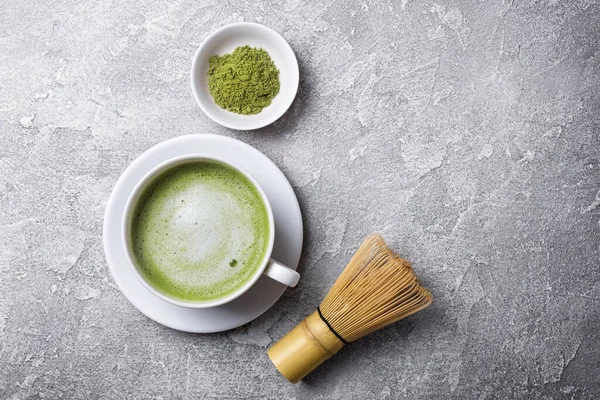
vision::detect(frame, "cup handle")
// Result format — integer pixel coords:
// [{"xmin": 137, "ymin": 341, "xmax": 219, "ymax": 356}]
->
[{"xmin": 263, "ymin": 259, "xmax": 300, "ymax": 287}]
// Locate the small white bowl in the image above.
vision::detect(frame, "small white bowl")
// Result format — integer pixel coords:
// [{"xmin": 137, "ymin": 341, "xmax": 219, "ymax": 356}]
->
[{"xmin": 191, "ymin": 22, "xmax": 299, "ymax": 130}]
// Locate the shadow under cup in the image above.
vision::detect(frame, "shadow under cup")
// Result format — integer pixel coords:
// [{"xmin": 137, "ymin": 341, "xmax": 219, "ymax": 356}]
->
[{"xmin": 122, "ymin": 155, "xmax": 276, "ymax": 309}]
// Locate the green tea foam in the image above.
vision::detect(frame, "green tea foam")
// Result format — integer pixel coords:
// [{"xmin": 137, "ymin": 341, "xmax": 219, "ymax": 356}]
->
[{"xmin": 130, "ymin": 161, "xmax": 270, "ymax": 302}]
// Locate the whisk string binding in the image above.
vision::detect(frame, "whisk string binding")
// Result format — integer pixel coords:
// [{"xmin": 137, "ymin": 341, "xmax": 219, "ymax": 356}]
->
[{"xmin": 316, "ymin": 306, "xmax": 349, "ymax": 344}]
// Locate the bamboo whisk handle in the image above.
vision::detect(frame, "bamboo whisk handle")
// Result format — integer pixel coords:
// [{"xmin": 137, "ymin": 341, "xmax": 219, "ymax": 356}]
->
[{"xmin": 267, "ymin": 310, "xmax": 345, "ymax": 383}]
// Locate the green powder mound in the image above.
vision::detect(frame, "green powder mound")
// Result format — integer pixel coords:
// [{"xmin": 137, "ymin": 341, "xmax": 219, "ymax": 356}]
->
[{"xmin": 207, "ymin": 46, "xmax": 280, "ymax": 115}]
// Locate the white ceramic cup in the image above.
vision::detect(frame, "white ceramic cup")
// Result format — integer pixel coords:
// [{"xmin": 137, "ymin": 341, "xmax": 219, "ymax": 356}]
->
[{"xmin": 121, "ymin": 154, "xmax": 301, "ymax": 308}]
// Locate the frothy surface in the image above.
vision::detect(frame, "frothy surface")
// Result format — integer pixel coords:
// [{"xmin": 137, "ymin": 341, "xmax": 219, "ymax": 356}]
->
[{"xmin": 130, "ymin": 161, "xmax": 270, "ymax": 302}]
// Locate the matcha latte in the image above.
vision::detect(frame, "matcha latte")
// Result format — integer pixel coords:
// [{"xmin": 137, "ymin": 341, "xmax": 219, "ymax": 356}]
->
[{"xmin": 129, "ymin": 161, "xmax": 270, "ymax": 302}]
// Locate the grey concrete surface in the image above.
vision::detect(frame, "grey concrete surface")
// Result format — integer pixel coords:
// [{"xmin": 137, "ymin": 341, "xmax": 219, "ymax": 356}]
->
[{"xmin": 1, "ymin": 0, "xmax": 599, "ymax": 398}]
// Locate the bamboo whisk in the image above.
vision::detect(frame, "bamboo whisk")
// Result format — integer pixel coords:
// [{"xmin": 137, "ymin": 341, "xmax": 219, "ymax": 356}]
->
[{"xmin": 267, "ymin": 234, "xmax": 432, "ymax": 383}]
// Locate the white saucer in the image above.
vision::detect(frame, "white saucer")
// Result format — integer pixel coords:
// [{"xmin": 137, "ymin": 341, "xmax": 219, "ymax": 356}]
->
[
  {"xmin": 103, "ymin": 134, "xmax": 303, "ymax": 332},
  {"xmin": 191, "ymin": 22, "xmax": 299, "ymax": 130}
]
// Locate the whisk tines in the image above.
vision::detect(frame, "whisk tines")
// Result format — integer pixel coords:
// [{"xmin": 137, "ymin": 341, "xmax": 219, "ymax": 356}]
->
[{"xmin": 319, "ymin": 234, "xmax": 432, "ymax": 342}]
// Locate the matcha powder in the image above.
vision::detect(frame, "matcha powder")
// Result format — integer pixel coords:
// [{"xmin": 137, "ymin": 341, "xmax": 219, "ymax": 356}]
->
[{"xmin": 207, "ymin": 46, "xmax": 280, "ymax": 115}]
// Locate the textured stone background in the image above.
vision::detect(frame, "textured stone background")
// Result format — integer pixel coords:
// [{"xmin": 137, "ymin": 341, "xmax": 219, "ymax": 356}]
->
[{"xmin": 1, "ymin": 0, "xmax": 599, "ymax": 398}]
